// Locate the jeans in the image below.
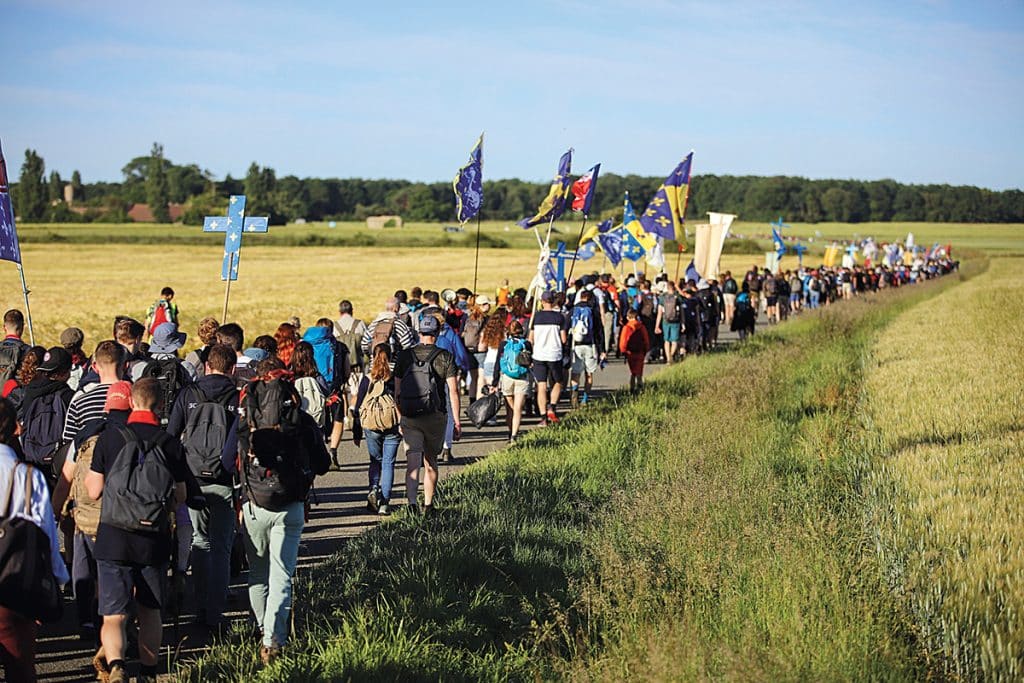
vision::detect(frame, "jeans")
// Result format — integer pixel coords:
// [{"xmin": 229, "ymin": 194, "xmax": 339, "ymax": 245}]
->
[
  {"xmin": 188, "ymin": 483, "xmax": 236, "ymax": 625},
  {"xmin": 242, "ymin": 500, "xmax": 304, "ymax": 648},
  {"xmin": 72, "ymin": 531, "xmax": 98, "ymax": 627},
  {"xmin": 365, "ymin": 429, "xmax": 400, "ymax": 501},
  {"xmin": 809, "ymin": 290, "xmax": 820, "ymax": 308}
]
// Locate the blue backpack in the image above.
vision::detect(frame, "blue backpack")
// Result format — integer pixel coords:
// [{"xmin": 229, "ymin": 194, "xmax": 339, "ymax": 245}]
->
[
  {"xmin": 570, "ymin": 306, "xmax": 593, "ymax": 343},
  {"xmin": 500, "ymin": 337, "xmax": 529, "ymax": 379}
]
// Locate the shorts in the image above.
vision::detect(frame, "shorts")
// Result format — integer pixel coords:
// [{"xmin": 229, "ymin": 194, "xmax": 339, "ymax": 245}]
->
[
  {"xmin": 571, "ymin": 344, "xmax": 599, "ymax": 374},
  {"xmin": 532, "ymin": 359, "xmax": 565, "ymax": 386},
  {"xmin": 765, "ymin": 295, "xmax": 777, "ymax": 306},
  {"xmin": 661, "ymin": 322, "xmax": 681, "ymax": 343},
  {"xmin": 97, "ymin": 560, "xmax": 167, "ymax": 615},
  {"xmin": 470, "ymin": 351, "xmax": 486, "ymax": 372},
  {"xmin": 790, "ymin": 293, "xmax": 801, "ymax": 304},
  {"xmin": 723, "ymin": 293, "xmax": 737, "ymax": 307},
  {"xmin": 500, "ymin": 374, "xmax": 530, "ymax": 396},
  {"xmin": 400, "ymin": 412, "xmax": 447, "ymax": 457}
]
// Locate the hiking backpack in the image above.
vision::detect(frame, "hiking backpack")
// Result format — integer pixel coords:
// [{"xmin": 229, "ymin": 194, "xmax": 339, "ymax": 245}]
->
[
  {"xmin": 371, "ymin": 319, "xmax": 397, "ymax": 355},
  {"xmin": 500, "ymin": 337, "xmax": 529, "ymax": 379},
  {"xmin": 71, "ymin": 434, "xmax": 102, "ymax": 538},
  {"xmin": 0, "ymin": 344, "xmax": 20, "ymax": 387},
  {"xmin": 148, "ymin": 300, "xmax": 171, "ymax": 337},
  {"xmin": 21, "ymin": 391, "xmax": 68, "ymax": 469},
  {"xmin": 335, "ymin": 319, "xmax": 364, "ymax": 369},
  {"xmin": 639, "ymin": 292, "xmax": 656, "ymax": 318},
  {"xmin": 0, "ymin": 463, "xmax": 63, "ymax": 622},
  {"xmin": 181, "ymin": 385, "xmax": 235, "ymax": 482},
  {"xmin": 294, "ymin": 376, "xmax": 328, "ymax": 430},
  {"xmin": 398, "ymin": 347, "xmax": 444, "ymax": 417},
  {"xmin": 462, "ymin": 316, "xmax": 485, "ymax": 351},
  {"xmin": 570, "ymin": 306, "xmax": 592, "ymax": 344},
  {"xmin": 242, "ymin": 377, "xmax": 313, "ymax": 511},
  {"xmin": 100, "ymin": 427, "xmax": 177, "ymax": 533},
  {"xmin": 358, "ymin": 380, "xmax": 399, "ymax": 432},
  {"xmin": 663, "ymin": 294, "xmax": 682, "ymax": 323},
  {"xmin": 141, "ymin": 358, "xmax": 190, "ymax": 425}
]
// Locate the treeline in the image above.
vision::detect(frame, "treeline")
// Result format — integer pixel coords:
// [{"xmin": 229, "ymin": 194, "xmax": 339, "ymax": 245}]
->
[{"xmin": 12, "ymin": 145, "xmax": 1024, "ymax": 224}]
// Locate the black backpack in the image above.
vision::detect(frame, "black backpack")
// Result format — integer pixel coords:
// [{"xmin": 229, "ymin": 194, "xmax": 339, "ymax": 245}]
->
[
  {"xmin": 242, "ymin": 377, "xmax": 313, "ymax": 511},
  {"xmin": 99, "ymin": 427, "xmax": 177, "ymax": 533},
  {"xmin": 663, "ymin": 294, "xmax": 682, "ymax": 323},
  {"xmin": 398, "ymin": 347, "xmax": 444, "ymax": 417},
  {"xmin": 0, "ymin": 344, "xmax": 20, "ymax": 386},
  {"xmin": 21, "ymin": 390, "xmax": 68, "ymax": 469},
  {"xmin": 141, "ymin": 358, "xmax": 191, "ymax": 425},
  {"xmin": 0, "ymin": 463, "xmax": 63, "ymax": 622},
  {"xmin": 182, "ymin": 385, "xmax": 234, "ymax": 481}
]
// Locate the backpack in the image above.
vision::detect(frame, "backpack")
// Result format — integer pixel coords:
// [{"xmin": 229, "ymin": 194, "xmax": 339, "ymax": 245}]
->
[
  {"xmin": 335, "ymin": 318, "xmax": 364, "ymax": 369},
  {"xmin": 141, "ymin": 358, "xmax": 190, "ymax": 425},
  {"xmin": 398, "ymin": 347, "xmax": 444, "ymax": 417},
  {"xmin": 294, "ymin": 376, "xmax": 327, "ymax": 430},
  {"xmin": 462, "ymin": 316, "xmax": 485, "ymax": 351},
  {"xmin": 765, "ymin": 277, "xmax": 778, "ymax": 295},
  {"xmin": 0, "ymin": 463, "xmax": 63, "ymax": 622},
  {"xmin": 181, "ymin": 385, "xmax": 234, "ymax": 481},
  {"xmin": 359, "ymin": 380, "xmax": 399, "ymax": 432},
  {"xmin": 723, "ymin": 278, "xmax": 738, "ymax": 295},
  {"xmin": 500, "ymin": 337, "xmax": 529, "ymax": 379},
  {"xmin": 810, "ymin": 278, "xmax": 821, "ymax": 292},
  {"xmin": 371, "ymin": 319, "xmax": 397, "ymax": 355},
  {"xmin": 242, "ymin": 377, "xmax": 313, "ymax": 510},
  {"xmin": 148, "ymin": 299, "xmax": 171, "ymax": 337},
  {"xmin": 0, "ymin": 344, "xmax": 20, "ymax": 387},
  {"xmin": 71, "ymin": 434, "xmax": 102, "ymax": 538},
  {"xmin": 639, "ymin": 292, "xmax": 656, "ymax": 318},
  {"xmin": 663, "ymin": 294, "xmax": 682, "ymax": 323},
  {"xmin": 21, "ymin": 390, "xmax": 68, "ymax": 468},
  {"xmin": 100, "ymin": 427, "xmax": 177, "ymax": 533},
  {"xmin": 570, "ymin": 306, "xmax": 592, "ymax": 344}
]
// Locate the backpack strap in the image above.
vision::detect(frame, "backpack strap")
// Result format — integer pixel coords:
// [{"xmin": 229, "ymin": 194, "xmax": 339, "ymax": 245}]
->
[{"xmin": 22, "ymin": 462, "xmax": 32, "ymax": 516}]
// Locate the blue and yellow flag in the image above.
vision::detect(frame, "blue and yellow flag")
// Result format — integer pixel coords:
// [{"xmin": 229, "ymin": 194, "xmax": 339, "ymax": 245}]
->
[
  {"xmin": 579, "ymin": 218, "xmax": 612, "ymax": 245},
  {"xmin": 624, "ymin": 191, "xmax": 656, "ymax": 253},
  {"xmin": 453, "ymin": 133, "xmax": 483, "ymax": 224},
  {"xmin": 639, "ymin": 151, "xmax": 693, "ymax": 240},
  {"xmin": 596, "ymin": 227, "xmax": 624, "ymax": 267},
  {"xmin": 518, "ymin": 149, "xmax": 573, "ymax": 229},
  {"xmin": 622, "ymin": 228, "xmax": 646, "ymax": 262}
]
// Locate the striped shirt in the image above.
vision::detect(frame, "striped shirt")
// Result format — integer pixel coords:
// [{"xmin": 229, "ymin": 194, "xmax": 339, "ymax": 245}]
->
[{"xmin": 61, "ymin": 382, "xmax": 112, "ymax": 444}]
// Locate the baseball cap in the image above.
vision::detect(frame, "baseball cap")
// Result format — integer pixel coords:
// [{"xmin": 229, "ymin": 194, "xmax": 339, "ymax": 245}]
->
[
  {"xmin": 149, "ymin": 322, "xmax": 187, "ymax": 354},
  {"xmin": 475, "ymin": 294, "xmax": 493, "ymax": 306},
  {"xmin": 103, "ymin": 380, "xmax": 133, "ymax": 412},
  {"xmin": 625, "ymin": 276, "xmax": 637, "ymax": 287},
  {"xmin": 540, "ymin": 290, "xmax": 555, "ymax": 303},
  {"xmin": 37, "ymin": 347, "xmax": 72, "ymax": 374},
  {"xmin": 60, "ymin": 327, "xmax": 84, "ymax": 348},
  {"xmin": 418, "ymin": 313, "xmax": 441, "ymax": 336}
]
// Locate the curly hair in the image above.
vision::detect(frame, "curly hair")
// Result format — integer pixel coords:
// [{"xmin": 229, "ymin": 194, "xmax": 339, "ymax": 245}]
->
[
  {"xmin": 480, "ymin": 313, "xmax": 507, "ymax": 349},
  {"xmin": 274, "ymin": 323, "xmax": 299, "ymax": 367},
  {"xmin": 197, "ymin": 316, "xmax": 220, "ymax": 346},
  {"xmin": 17, "ymin": 346, "xmax": 46, "ymax": 386}
]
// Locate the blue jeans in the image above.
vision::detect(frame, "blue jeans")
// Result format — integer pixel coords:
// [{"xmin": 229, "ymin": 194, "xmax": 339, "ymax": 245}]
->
[
  {"xmin": 242, "ymin": 500, "xmax": 304, "ymax": 648},
  {"xmin": 188, "ymin": 483, "xmax": 236, "ymax": 625},
  {"xmin": 809, "ymin": 290, "xmax": 820, "ymax": 308},
  {"xmin": 365, "ymin": 429, "xmax": 400, "ymax": 501}
]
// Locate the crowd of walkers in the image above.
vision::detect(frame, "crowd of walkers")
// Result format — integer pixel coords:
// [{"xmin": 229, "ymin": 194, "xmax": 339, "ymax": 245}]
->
[{"xmin": 0, "ymin": 253, "xmax": 959, "ymax": 681}]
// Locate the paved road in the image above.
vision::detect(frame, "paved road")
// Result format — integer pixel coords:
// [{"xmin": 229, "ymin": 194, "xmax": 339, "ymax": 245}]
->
[{"xmin": 36, "ymin": 321, "xmax": 757, "ymax": 681}]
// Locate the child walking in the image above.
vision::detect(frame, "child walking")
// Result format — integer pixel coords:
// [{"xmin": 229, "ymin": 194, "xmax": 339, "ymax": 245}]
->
[{"xmin": 619, "ymin": 308, "xmax": 650, "ymax": 392}]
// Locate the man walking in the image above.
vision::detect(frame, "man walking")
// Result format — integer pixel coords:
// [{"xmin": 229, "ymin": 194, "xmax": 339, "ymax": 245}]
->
[{"xmin": 529, "ymin": 291, "xmax": 569, "ymax": 424}]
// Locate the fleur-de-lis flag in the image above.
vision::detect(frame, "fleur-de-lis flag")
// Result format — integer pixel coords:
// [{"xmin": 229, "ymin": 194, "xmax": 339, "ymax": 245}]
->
[{"xmin": 453, "ymin": 134, "xmax": 484, "ymax": 224}]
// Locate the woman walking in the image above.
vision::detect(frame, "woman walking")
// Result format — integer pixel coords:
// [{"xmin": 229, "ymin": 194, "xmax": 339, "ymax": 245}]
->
[
  {"xmin": 490, "ymin": 320, "xmax": 532, "ymax": 444},
  {"xmin": 353, "ymin": 344, "xmax": 401, "ymax": 516}
]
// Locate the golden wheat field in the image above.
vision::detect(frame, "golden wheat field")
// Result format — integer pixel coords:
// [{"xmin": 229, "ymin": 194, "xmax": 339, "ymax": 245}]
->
[{"xmin": 0, "ymin": 242, "xmax": 786, "ymax": 349}]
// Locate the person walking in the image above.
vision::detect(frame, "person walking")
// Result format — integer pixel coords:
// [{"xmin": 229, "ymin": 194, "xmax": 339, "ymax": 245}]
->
[
  {"xmin": 655, "ymin": 280, "xmax": 683, "ymax": 364},
  {"xmin": 353, "ymin": 344, "xmax": 401, "ymax": 516},
  {"xmin": 490, "ymin": 320, "xmax": 531, "ymax": 444},
  {"xmin": 619, "ymin": 308, "xmax": 651, "ymax": 392},
  {"xmin": 528, "ymin": 291, "xmax": 568, "ymax": 425},
  {"xmin": 461, "ymin": 295, "xmax": 491, "ymax": 401},
  {"xmin": 568, "ymin": 289, "xmax": 605, "ymax": 407},
  {"xmin": 183, "ymin": 316, "xmax": 220, "ymax": 380},
  {"xmin": 395, "ymin": 314, "xmax": 460, "ymax": 515},
  {"xmin": 166, "ymin": 344, "xmax": 239, "ymax": 630}
]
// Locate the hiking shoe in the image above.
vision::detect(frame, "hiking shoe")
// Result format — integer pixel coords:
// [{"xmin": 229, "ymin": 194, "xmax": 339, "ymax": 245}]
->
[
  {"xmin": 367, "ymin": 488, "xmax": 380, "ymax": 513},
  {"xmin": 546, "ymin": 410, "xmax": 559, "ymax": 424},
  {"xmin": 260, "ymin": 645, "xmax": 281, "ymax": 666},
  {"xmin": 92, "ymin": 646, "xmax": 109, "ymax": 682},
  {"xmin": 378, "ymin": 503, "xmax": 390, "ymax": 516},
  {"xmin": 107, "ymin": 662, "xmax": 128, "ymax": 683},
  {"xmin": 441, "ymin": 448, "xmax": 454, "ymax": 464}
]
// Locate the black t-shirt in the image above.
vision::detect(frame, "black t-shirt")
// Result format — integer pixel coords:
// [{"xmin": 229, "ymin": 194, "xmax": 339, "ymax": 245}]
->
[
  {"xmin": 91, "ymin": 415, "xmax": 188, "ymax": 566},
  {"xmin": 394, "ymin": 344, "xmax": 457, "ymax": 414}
]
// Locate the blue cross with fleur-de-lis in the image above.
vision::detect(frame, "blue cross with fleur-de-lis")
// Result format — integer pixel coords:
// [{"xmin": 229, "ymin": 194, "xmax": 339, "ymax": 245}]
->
[{"xmin": 203, "ymin": 195, "xmax": 269, "ymax": 281}]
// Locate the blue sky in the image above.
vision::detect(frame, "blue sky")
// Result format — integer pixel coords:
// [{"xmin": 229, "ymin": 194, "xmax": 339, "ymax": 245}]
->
[{"xmin": 2, "ymin": 0, "xmax": 1022, "ymax": 189}]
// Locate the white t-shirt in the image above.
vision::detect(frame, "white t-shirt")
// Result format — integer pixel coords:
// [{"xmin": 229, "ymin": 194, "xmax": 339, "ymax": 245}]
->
[{"xmin": 530, "ymin": 309, "xmax": 568, "ymax": 362}]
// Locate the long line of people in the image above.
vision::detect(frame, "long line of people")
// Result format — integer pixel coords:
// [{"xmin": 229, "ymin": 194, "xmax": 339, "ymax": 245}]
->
[{"xmin": 0, "ymin": 253, "xmax": 960, "ymax": 680}]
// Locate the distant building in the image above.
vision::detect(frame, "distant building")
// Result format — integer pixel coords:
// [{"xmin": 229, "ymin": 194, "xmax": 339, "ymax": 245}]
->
[
  {"xmin": 127, "ymin": 203, "xmax": 185, "ymax": 222},
  {"xmin": 366, "ymin": 215, "xmax": 403, "ymax": 229}
]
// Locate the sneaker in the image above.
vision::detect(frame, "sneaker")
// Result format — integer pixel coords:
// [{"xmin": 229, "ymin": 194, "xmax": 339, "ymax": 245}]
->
[
  {"xmin": 367, "ymin": 488, "xmax": 380, "ymax": 513},
  {"xmin": 546, "ymin": 410, "xmax": 559, "ymax": 424},
  {"xmin": 107, "ymin": 662, "xmax": 128, "ymax": 683},
  {"xmin": 441, "ymin": 448, "xmax": 454, "ymax": 464},
  {"xmin": 92, "ymin": 647, "xmax": 109, "ymax": 682},
  {"xmin": 260, "ymin": 645, "xmax": 281, "ymax": 666},
  {"xmin": 580, "ymin": 392, "xmax": 589, "ymax": 405},
  {"xmin": 508, "ymin": 433, "xmax": 518, "ymax": 446},
  {"xmin": 378, "ymin": 503, "xmax": 390, "ymax": 516}
]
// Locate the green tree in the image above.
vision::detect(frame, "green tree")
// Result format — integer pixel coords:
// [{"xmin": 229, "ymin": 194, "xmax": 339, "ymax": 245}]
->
[
  {"xmin": 244, "ymin": 162, "xmax": 277, "ymax": 218},
  {"xmin": 16, "ymin": 149, "xmax": 47, "ymax": 221},
  {"xmin": 146, "ymin": 143, "xmax": 170, "ymax": 222},
  {"xmin": 70, "ymin": 170, "xmax": 84, "ymax": 202},
  {"xmin": 48, "ymin": 170, "xmax": 63, "ymax": 203}
]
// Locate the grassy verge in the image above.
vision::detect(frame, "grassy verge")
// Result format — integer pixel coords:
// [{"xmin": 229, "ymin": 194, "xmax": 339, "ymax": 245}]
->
[
  {"xmin": 863, "ymin": 256, "xmax": 1023, "ymax": 680},
  {"xmin": 179, "ymin": 266, "xmax": 976, "ymax": 681}
]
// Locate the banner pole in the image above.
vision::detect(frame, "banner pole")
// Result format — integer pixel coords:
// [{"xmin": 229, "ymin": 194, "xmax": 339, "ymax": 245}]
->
[
  {"xmin": 674, "ymin": 245, "xmax": 683, "ymax": 283},
  {"xmin": 221, "ymin": 254, "xmax": 234, "ymax": 323},
  {"xmin": 472, "ymin": 213, "xmax": 483, "ymax": 294},
  {"xmin": 16, "ymin": 262, "xmax": 34, "ymax": 346},
  {"xmin": 565, "ymin": 215, "xmax": 589, "ymax": 291}
]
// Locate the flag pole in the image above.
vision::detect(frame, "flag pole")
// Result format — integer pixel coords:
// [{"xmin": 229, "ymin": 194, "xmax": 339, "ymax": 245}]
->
[
  {"xmin": 15, "ymin": 263, "xmax": 34, "ymax": 346},
  {"xmin": 222, "ymin": 254, "xmax": 234, "ymax": 322},
  {"xmin": 674, "ymin": 243, "xmax": 683, "ymax": 283},
  {"xmin": 565, "ymin": 215, "xmax": 589, "ymax": 291},
  {"xmin": 472, "ymin": 213, "xmax": 483, "ymax": 295}
]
